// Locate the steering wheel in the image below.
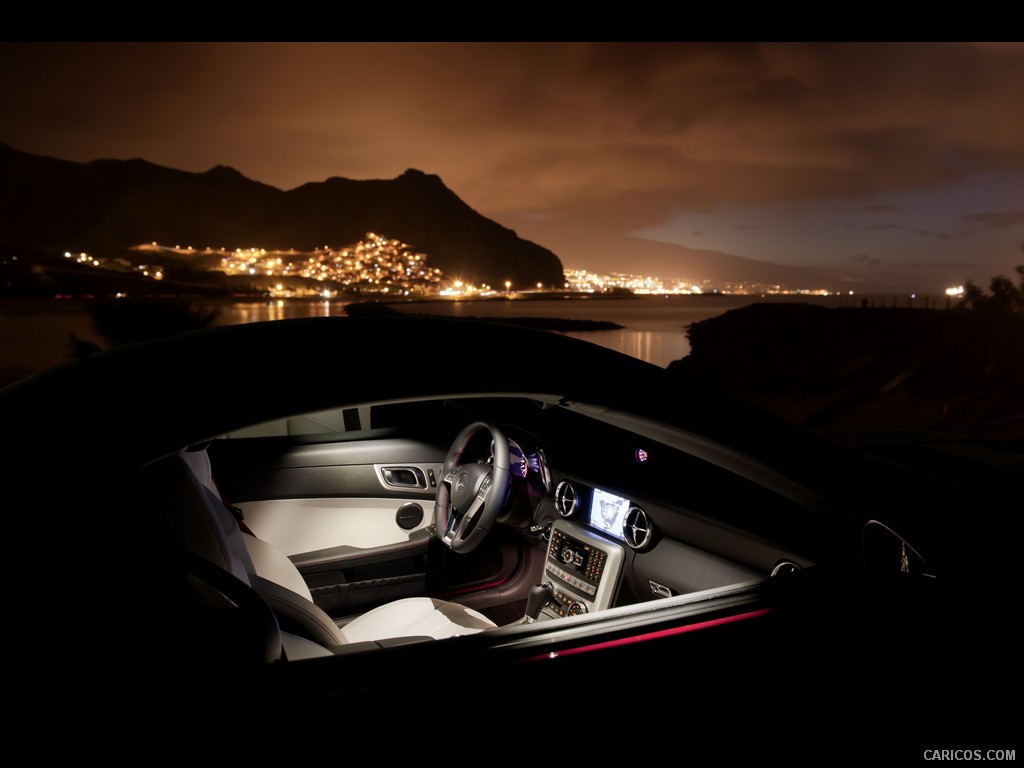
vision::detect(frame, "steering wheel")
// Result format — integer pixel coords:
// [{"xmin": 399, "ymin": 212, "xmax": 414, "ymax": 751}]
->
[{"xmin": 434, "ymin": 421, "xmax": 511, "ymax": 553}]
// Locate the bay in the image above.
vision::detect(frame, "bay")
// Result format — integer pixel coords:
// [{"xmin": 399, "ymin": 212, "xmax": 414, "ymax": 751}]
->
[
  {"xmin": 1, "ymin": 292, "xmax": 942, "ymax": 386},
  {"xmin": 212, "ymin": 294, "xmax": 856, "ymax": 368}
]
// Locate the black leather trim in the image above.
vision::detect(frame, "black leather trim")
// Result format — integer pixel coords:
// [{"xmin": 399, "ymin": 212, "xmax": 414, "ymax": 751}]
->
[
  {"xmin": 210, "ymin": 437, "xmax": 447, "ymax": 502},
  {"xmin": 183, "ymin": 553, "xmax": 284, "ymax": 665},
  {"xmin": 290, "ymin": 527, "xmax": 432, "ymax": 569}
]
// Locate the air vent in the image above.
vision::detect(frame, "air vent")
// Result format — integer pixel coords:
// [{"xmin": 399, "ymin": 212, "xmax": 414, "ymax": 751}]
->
[
  {"xmin": 623, "ymin": 505, "xmax": 653, "ymax": 550},
  {"xmin": 771, "ymin": 561, "xmax": 801, "ymax": 577},
  {"xmin": 554, "ymin": 480, "xmax": 578, "ymax": 518}
]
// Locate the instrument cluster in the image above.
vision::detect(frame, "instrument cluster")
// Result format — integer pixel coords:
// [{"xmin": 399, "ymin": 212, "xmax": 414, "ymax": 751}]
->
[{"xmin": 506, "ymin": 438, "xmax": 552, "ymax": 492}]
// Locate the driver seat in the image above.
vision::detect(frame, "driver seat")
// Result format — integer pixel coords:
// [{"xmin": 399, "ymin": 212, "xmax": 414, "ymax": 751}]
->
[{"xmin": 170, "ymin": 447, "xmax": 496, "ymax": 659}]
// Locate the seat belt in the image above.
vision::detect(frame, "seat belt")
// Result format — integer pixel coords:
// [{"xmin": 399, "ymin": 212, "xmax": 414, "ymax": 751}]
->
[{"xmin": 211, "ymin": 482, "xmax": 255, "ymax": 537}]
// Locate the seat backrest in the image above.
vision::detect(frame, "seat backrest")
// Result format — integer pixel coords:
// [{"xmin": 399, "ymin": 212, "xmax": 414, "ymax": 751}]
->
[
  {"xmin": 168, "ymin": 448, "xmax": 256, "ymax": 584},
  {"xmin": 172, "ymin": 448, "xmax": 349, "ymax": 648},
  {"xmin": 180, "ymin": 447, "xmax": 318, "ymax": 603}
]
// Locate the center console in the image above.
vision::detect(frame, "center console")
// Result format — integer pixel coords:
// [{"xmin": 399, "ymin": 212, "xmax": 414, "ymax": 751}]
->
[{"xmin": 538, "ymin": 520, "xmax": 624, "ymax": 619}]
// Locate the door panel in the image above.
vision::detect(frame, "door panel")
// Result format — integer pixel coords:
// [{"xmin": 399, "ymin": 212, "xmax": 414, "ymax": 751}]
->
[
  {"xmin": 239, "ymin": 497, "xmax": 434, "ymax": 555},
  {"xmin": 208, "ymin": 432, "xmax": 446, "ymax": 616},
  {"xmin": 238, "ymin": 495, "xmax": 436, "ymax": 616},
  {"xmin": 205, "ymin": 428, "xmax": 531, "ymax": 621},
  {"xmin": 211, "ymin": 440, "xmax": 445, "ymax": 500}
]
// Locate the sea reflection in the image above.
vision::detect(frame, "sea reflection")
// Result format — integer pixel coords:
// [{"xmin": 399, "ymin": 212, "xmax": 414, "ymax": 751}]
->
[
  {"xmin": 221, "ymin": 300, "xmax": 350, "ymax": 325},
  {"xmin": 215, "ymin": 300, "xmax": 691, "ymax": 369},
  {"xmin": 560, "ymin": 329, "xmax": 689, "ymax": 369}
]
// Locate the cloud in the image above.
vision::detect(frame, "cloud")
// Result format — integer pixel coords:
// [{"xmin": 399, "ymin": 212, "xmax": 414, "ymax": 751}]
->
[
  {"xmin": 2, "ymin": 41, "xmax": 1022, "ymax": 291},
  {"xmin": 959, "ymin": 209, "xmax": 1024, "ymax": 229},
  {"xmin": 849, "ymin": 253, "xmax": 881, "ymax": 266},
  {"xmin": 6, "ymin": 42, "xmax": 1023, "ymax": 211}
]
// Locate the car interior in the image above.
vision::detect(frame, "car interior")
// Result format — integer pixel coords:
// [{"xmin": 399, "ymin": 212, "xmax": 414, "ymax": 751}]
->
[{"xmin": 166, "ymin": 392, "xmax": 854, "ymax": 665}]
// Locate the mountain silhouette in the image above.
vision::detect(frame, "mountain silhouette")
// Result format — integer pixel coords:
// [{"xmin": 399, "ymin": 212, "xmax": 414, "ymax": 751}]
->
[{"xmin": 0, "ymin": 143, "xmax": 565, "ymax": 289}]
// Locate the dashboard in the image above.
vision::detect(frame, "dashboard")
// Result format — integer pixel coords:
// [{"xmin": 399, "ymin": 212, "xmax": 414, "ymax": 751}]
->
[{"xmin": 487, "ymin": 417, "xmax": 828, "ymax": 621}]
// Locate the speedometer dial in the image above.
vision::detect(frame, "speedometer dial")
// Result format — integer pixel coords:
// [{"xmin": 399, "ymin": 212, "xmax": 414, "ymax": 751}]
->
[{"xmin": 507, "ymin": 439, "xmax": 528, "ymax": 478}]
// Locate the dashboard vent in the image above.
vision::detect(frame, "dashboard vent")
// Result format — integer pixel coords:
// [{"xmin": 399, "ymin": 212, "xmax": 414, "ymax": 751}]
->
[
  {"xmin": 554, "ymin": 480, "xmax": 578, "ymax": 518},
  {"xmin": 771, "ymin": 561, "xmax": 801, "ymax": 577},
  {"xmin": 623, "ymin": 505, "xmax": 653, "ymax": 550}
]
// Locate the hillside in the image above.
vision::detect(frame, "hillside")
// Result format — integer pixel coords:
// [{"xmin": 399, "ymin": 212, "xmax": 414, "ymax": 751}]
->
[
  {"xmin": 668, "ymin": 303, "xmax": 1024, "ymax": 441},
  {"xmin": 0, "ymin": 143, "xmax": 564, "ymax": 290}
]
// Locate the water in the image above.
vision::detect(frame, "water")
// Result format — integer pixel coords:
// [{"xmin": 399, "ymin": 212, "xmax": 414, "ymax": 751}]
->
[
  {"xmin": 0, "ymin": 293, "xmax": 942, "ymax": 385},
  {"xmin": 197, "ymin": 293, "xmax": 851, "ymax": 367},
  {"xmin": 344, "ymin": 293, "xmax": 927, "ymax": 367}
]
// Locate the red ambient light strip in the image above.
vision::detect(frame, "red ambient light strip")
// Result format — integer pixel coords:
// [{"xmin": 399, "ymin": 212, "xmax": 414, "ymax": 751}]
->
[{"xmin": 521, "ymin": 608, "xmax": 772, "ymax": 662}]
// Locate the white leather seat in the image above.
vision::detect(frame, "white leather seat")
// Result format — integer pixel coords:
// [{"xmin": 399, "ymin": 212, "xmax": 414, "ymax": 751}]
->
[{"xmin": 174, "ymin": 447, "xmax": 496, "ymax": 659}]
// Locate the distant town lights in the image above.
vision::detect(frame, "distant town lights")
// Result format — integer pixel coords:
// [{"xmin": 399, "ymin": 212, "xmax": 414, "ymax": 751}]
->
[{"xmin": 115, "ymin": 240, "xmax": 901, "ymax": 300}]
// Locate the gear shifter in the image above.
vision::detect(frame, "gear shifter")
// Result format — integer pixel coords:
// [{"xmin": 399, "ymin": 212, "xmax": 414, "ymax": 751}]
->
[{"xmin": 523, "ymin": 582, "xmax": 554, "ymax": 623}]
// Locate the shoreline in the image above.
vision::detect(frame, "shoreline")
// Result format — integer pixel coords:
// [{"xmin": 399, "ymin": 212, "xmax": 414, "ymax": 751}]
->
[
  {"xmin": 1, "ymin": 292, "xmax": 972, "ymax": 390},
  {"xmin": 1, "ymin": 289, "xmax": 958, "ymax": 307},
  {"xmin": 341, "ymin": 299, "xmax": 625, "ymax": 331}
]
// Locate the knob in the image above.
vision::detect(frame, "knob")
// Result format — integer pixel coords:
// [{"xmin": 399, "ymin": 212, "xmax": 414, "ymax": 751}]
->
[
  {"xmin": 560, "ymin": 546, "xmax": 574, "ymax": 564},
  {"xmin": 567, "ymin": 602, "xmax": 588, "ymax": 616},
  {"xmin": 524, "ymin": 582, "xmax": 554, "ymax": 623}
]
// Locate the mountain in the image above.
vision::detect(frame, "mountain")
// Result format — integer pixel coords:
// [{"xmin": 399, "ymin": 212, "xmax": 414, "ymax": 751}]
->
[
  {"xmin": 0, "ymin": 143, "xmax": 565, "ymax": 289},
  {"xmin": 523, "ymin": 223, "xmax": 871, "ymax": 293},
  {"xmin": 602, "ymin": 235, "xmax": 844, "ymax": 289}
]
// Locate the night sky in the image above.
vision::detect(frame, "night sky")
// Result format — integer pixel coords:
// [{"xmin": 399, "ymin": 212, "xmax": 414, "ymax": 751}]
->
[{"xmin": 2, "ymin": 41, "xmax": 1022, "ymax": 293}]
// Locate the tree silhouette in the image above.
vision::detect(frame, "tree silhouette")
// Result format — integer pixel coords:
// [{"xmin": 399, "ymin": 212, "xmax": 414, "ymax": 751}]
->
[{"xmin": 960, "ymin": 264, "xmax": 1024, "ymax": 313}]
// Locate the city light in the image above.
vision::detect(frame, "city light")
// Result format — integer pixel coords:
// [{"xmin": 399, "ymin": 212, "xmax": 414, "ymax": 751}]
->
[{"xmin": 117, "ymin": 239, "xmax": 860, "ymax": 299}]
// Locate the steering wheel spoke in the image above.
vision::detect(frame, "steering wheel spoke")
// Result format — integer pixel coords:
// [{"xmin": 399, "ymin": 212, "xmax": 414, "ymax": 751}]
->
[{"xmin": 445, "ymin": 497, "xmax": 482, "ymax": 544}]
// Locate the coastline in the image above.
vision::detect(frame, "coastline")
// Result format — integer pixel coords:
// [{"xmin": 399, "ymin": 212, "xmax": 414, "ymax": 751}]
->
[
  {"xmin": 341, "ymin": 299, "xmax": 625, "ymax": 331},
  {"xmin": 0, "ymin": 291, "xmax": 969, "ymax": 390}
]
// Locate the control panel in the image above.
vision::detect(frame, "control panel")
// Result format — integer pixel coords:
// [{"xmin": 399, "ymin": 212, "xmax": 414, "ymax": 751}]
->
[{"xmin": 540, "ymin": 520, "xmax": 624, "ymax": 619}]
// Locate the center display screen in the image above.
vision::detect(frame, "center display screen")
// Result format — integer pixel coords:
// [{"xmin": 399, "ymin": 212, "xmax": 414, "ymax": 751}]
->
[{"xmin": 587, "ymin": 488, "xmax": 629, "ymax": 541}]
